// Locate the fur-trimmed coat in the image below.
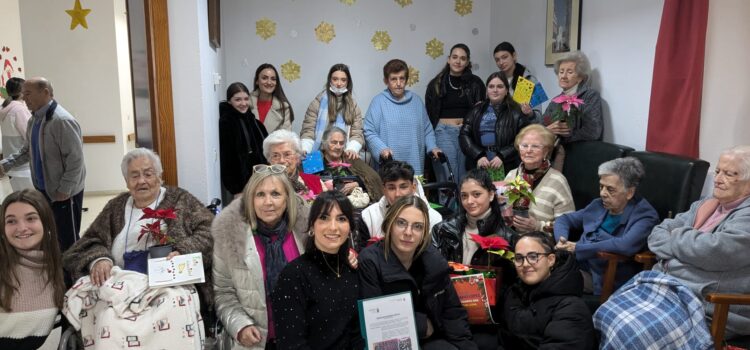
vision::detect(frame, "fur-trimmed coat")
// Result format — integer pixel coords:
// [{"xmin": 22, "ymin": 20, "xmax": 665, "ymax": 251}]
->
[{"xmin": 62, "ymin": 187, "xmax": 214, "ymax": 307}]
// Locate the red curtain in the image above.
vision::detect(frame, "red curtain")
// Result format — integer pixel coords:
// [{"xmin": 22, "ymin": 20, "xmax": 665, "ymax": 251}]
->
[{"xmin": 646, "ymin": 0, "xmax": 709, "ymax": 158}]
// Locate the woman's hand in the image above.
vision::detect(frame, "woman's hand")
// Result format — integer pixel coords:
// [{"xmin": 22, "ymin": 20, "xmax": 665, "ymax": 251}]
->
[
  {"xmin": 339, "ymin": 181, "xmax": 358, "ymax": 195},
  {"xmin": 520, "ymin": 103, "xmax": 533, "ymax": 116},
  {"xmin": 347, "ymin": 249, "xmax": 359, "ymax": 269},
  {"xmin": 546, "ymin": 121, "xmax": 571, "ymax": 136},
  {"xmin": 488, "ymin": 156, "xmax": 503, "ymax": 169},
  {"xmin": 477, "ymin": 156, "xmax": 490, "ymax": 168},
  {"xmin": 424, "ymin": 319, "xmax": 434, "ymax": 338},
  {"xmin": 344, "ymin": 149, "xmax": 360, "ymax": 160},
  {"xmin": 237, "ymin": 325, "xmax": 262, "ymax": 347},
  {"xmin": 166, "ymin": 251, "xmax": 181, "ymax": 260},
  {"xmin": 555, "ymin": 236, "xmax": 576, "ymax": 253},
  {"xmin": 512, "ymin": 215, "xmax": 538, "ymax": 233},
  {"xmin": 91, "ymin": 259, "xmax": 113, "ymax": 286}
]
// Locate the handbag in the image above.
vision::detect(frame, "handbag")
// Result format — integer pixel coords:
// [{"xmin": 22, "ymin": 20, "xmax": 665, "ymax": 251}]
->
[{"xmin": 347, "ymin": 187, "xmax": 370, "ymax": 208}]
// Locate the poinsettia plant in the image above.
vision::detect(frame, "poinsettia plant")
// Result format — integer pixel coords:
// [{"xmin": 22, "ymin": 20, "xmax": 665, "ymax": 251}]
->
[
  {"xmin": 505, "ymin": 175, "xmax": 536, "ymax": 210},
  {"xmin": 327, "ymin": 161, "xmax": 351, "ymax": 177},
  {"xmin": 470, "ymin": 234, "xmax": 515, "ymax": 265},
  {"xmin": 550, "ymin": 94, "xmax": 584, "ymax": 126},
  {"xmin": 137, "ymin": 207, "xmax": 177, "ymax": 245}
]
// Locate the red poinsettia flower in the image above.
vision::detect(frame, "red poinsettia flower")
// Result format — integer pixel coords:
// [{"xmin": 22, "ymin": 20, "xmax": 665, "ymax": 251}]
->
[
  {"xmin": 140, "ymin": 207, "xmax": 177, "ymax": 221},
  {"xmin": 469, "ymin": 234, "xmax": 510, "ymax": 251},
  {"xmin": 366, "ymin": 236, "xmax": 383, "ymax": 247}
]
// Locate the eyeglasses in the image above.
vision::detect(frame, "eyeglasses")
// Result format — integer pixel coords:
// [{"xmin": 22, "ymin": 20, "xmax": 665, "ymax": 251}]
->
[
  {"xmin": 253, "ymin": 164, "xmax": 287, "ymax": 174},
  {"xmin": 519, "ymin": 143, "xmax": 544, "ymax": 151},
  {"xmin": 513, "ymin": 251, "xmax": 553, "ymax": 266},
  {"xmin": 269, "ymin": 152, "xmax": 297, "ymax": 161},
  {"xmin": 393, "ymin": 218, "xmax": 425, "ymax": 234}
]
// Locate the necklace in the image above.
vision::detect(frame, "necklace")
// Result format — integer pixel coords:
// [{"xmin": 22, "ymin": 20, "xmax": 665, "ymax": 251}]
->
[
  {"xmin": 322, "ymin": 252, "xmax": 341, "ymax": 278},
  {"xmin": 448, "ymin": 75, "xmax": 460, "ymax": 90}
]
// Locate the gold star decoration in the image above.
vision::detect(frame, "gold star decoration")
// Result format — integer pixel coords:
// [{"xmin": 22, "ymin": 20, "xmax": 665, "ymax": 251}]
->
[
  {"xmin": 394, "ymin": 0, "xmax": 413, "ymax": 8},
  {"xmin": 315, "ymin": 21, "xmax": 336, "ymax": 44},
  {"xmin": 339, "ymin": 0, "xmax": 356, "ymax": 5},
  {"xmin": 66, "ymin": 0, "xmax": 92, "ymax": 30},
  {"xmin": 371, "ymin": 31, "xmax": 392, "ymax": 51},
  {"xmin": 280, "ymin": 60, "xmax": 301, "ymax": 82},
  {"xmin": 425, "ymin": 38, "xmax": 444, "ymax": 59},
  {"xmin": 454, "ymin": 0, "xmax": 473, "ymax": 16},
  {"xmin": 256, "ymin": 17, "xmax": 276, "ymax": 40},
  {"xmin": 407, "ymin": 66, "xmax": 420, "ymax": 87}
]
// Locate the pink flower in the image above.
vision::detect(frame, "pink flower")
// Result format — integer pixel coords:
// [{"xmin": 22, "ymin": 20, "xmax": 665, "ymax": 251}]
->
[
  {"xmin": 329, "ymin": 161, "xmax": 351, "ymax": 168},
  {"xmin": 302, "ymin": 190, "xmax": 317, "ymax": 201},
  {"xmin": 552, "ymin": 95, "xmax": 585, "ymax": 112}
]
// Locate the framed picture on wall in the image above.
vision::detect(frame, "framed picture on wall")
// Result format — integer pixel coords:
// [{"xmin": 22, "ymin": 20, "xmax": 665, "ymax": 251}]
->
[
  {"xmin": 208, "ymin": 0, "xmax": 220, "ymax": 48},
  {"xmin": 545, "ymin": 0, "xmax": 582, "ymax": 65}
]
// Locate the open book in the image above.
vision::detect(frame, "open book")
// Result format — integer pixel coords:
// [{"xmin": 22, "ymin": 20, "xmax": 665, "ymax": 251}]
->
[{"xmin": 147, "ymin": 252, "xmax": 205, "ymax": 288}]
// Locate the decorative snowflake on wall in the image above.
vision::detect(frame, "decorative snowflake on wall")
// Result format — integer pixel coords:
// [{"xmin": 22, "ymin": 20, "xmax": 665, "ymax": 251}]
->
[
  {"xmin": 280, "ymin": 60, "xmax": 301, "ymax": 82},
  {"xmin": 394, "ymin": 0, "xmax": 412, "ymax": 8},
  {"xmin": 256, "ymin": 17, "xmax": 276, "ymax": 40},
  {"xmin": 455, "ymin": 0, "xmax": 473, "ymax": 16},
  {"xmin": 315, "ymin": 21, "xmax": 336, "ymax": 44},
  {"xmin": 407, "ymin": 66, "xmax": 420, "ymax": 87},
  {"xmin": 339, "ymin": 0, "xmax": 356, "ymax": 5},
  {"xmin": 371, "ymin": 31, "xmax": 392, "ymax": 51},
  {"xmin": 425, "ymin": 38, "xmax": 444, "ymax": 59}
]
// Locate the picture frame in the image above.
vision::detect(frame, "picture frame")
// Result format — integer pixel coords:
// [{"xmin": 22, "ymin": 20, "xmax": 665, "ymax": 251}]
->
[
  {"xmin": 545, "ymin": 0, "xmax": 582, "ymax": 65},
  {"xmin": 208, "ymin": 0, "xmax": 220, "ymax": 48}
]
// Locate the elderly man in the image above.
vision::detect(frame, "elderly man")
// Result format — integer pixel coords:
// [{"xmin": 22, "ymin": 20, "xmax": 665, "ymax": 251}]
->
[{"xmin": 0, "ymin": 77, "xmax": 85, "ymax": 253}]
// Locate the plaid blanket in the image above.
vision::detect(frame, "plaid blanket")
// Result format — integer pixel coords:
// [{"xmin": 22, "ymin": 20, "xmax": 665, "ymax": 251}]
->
[{"xmin": 594, "ymin": 270, "xmax": 712, "ymax": 350}]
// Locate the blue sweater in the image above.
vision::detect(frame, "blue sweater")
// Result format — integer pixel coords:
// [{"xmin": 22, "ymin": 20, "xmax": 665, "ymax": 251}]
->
[
  {"xmin": 364, "ymin": 89, "xmax": 437, "ymax": 175},
  {"xmin": 554, "ymin": 196, "xmax": 659, "ymax": 295}
]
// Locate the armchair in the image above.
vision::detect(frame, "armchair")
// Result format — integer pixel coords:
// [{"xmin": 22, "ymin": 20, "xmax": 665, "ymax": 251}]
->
[{"xmin": 562, "ymin": 141, "xmax": 634, "ymax": 211}]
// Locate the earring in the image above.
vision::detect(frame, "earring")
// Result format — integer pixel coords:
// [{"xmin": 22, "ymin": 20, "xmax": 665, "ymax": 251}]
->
[{"xmin": 308, "ymin": 230, "xmax": 314, "ymax": 237}]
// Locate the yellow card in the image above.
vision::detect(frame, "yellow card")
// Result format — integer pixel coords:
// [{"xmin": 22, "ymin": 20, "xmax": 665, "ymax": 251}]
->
[{"xmin": 512, "ymin": 76, "xmax": 535, "ymax": 105}]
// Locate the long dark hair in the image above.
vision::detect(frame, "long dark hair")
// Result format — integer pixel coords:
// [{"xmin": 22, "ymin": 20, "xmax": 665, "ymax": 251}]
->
[
  {"xmin": 305, "ymin": 191, "xmax": 354, "ymax": 259},
  {"xmin": 0, "ymin": 189, "xmax": 65, "ymax": 311},
  {"xmin": 253, "ymin": 63, "xmax": 295, "ymax": 122},
  {"xmin": 226, "ymin": 81, "xmax": 250, "ymax": 101},
  {"xmin": 459, "ymin": 168, "xmax": 509, "ymax": 236},
  {"xmin": 324, "ymin": 63, "xmax": 356, "ymax": 125},
  {"xmin": 429, "ymin": 43, "xmax": 474, "ymax": 98},
  {"xmin": 2, "ymin": 77, "xmax": 24, "ymax": 108},
  {"xmin": 475, "ymin": 71, "xmax": 520, "ymax": 116}
]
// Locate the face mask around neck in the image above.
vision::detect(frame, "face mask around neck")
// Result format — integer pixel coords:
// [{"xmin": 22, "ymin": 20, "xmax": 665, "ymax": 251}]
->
[{"xmin": 329, "ymin": 85, "xmax": 348, "ymax": 96}]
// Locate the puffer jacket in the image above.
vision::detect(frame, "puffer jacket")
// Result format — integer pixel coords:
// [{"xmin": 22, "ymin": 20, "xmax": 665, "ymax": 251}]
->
[
  {"xmin": 459, "ymin": 101, "xmax": 529, "ymax": 171},
  {"xmin": 499, "ymin": 251, "xmax": 596, "ymax": 350},
  {"xmin": 358, "ymin": 242, "xmax": 478, "ymax": 350},
  {"xmin": 425, "ymin": 70, "xmax": 485, "ymax": 127},
  {"xmin": 212, "ymin": 198, "xmax": 307, "ymax": 350}
]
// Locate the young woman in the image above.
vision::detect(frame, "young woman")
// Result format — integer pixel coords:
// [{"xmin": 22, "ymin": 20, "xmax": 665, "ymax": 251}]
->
[
  {"xmin": 493, "ymin": 41, "xmax": 540, "ymax": 119},
  {"xmin": 300, "ymin": 64, "xmax": 364, "ymax": 158},
  {"xmin": 499, "ymin": 231, "xmax": 595, "ymax": 349},
  {"xmin": 359, "ymin": 195, "xmax": 476, "ymax": 350},
  {"xmin": 249, "ymin": 63, "xmax": 294, "ymax": 133},
  {"xmin": 272, "ymin": 191, "xmax": 363, "ymax": 349},
  {"xmin": 219, "ymin": 82, "xmax": 269, "ymax": 199},
  {"xmin": 0, "ymin": 77, "xmax": 33, "ymax": 191},
  {"xmin": 460, "ymin": 72, "xmax": 529, "ymax": 173},
  {"xmin": 425, "ymin": 43, "xmax": 485, "ymax": 184},
  {"xmin": 0, "ymin": 189, "xmax": 66, "ymax": 350}
]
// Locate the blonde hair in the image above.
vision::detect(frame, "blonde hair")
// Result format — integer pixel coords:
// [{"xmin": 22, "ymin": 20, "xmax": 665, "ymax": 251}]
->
[
  {"xmin": 381, "ymin": 196, "xmax": 431, "ymax": 260},
  {"xmin": 515, "ymin": 124, "xmax": 556, "ymax": 156},
  {"xmin": 242, "ymin": 171, "xmax": 298, "ymax": 230}
]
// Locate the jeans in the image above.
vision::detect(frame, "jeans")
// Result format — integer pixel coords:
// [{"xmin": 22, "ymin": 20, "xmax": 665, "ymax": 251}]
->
[{"xmin": 435, "ymin": 123, "xmax": 466, "ymax": 185}]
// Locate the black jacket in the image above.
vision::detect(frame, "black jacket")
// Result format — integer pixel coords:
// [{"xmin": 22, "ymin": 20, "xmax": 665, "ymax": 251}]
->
[
  {"xmin": 358, "ymin": 242, "xmax": 478, "ymax": 350},
  {"xmin": 499, "ymin": 251, "xmax": 596, "ymax": 350},
  {"xmin": 459, "ymin": 101, "xmax": 529, "ymax": 171},
  {"xmin": 218, "ymin": 102, "xmax": 268, "ymax": 194},
  {"xmin": 425, "ymin": 71, "xmax": 485, "ymax": 128}
]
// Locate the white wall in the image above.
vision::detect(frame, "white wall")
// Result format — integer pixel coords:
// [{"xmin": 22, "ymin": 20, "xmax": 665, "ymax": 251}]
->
[
  {"xmin": 169, "ymin": 0, "xmax": 223, "ymax": 202},
  {"xmin": 18, "ymin": 0, "xmax": 132, "ymax": 192},
  {"xmin": 490, "ymin": 0, "xmax": 663, "ymax": 150},
  {"xmin": 222, "ymin": 0, "xmax": 494, "ymax": 132},
  {"xmin": 0, "ymin": 0, "xmax": 25, "ymax": 87}
]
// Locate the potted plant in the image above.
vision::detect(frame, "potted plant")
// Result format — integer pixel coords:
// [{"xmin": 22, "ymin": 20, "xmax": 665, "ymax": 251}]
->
[
  {"xmin": 505, "ymin": 175, "xmax": 536, "ymax": 217},
  {"xmin": 550, "ymin": 94, "xmax": 585, "ymax": 126},
  {"xmin": 137, "ymin": 207, "xmax": 177, "ymax": 258}
]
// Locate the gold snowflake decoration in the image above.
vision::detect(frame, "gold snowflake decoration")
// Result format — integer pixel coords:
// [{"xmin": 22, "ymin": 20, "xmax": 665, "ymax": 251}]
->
[
  {"xmin": 315, "ymin": 21, "xmax": 336, "ymax": 44},
  {"xmin": 394, "ymin": 0, "xmax": 412, "ymax": 7},
  {"xmin": 339, "ymin": 0, "xmax": 355, "ymax": 4},
  {"xmin": 256, "ymin": 17, "xmax": 276, "ymax": 40},
  {"xmin": 371, "ymin": 31, "xmax": 392, "ymax": 51},
  {"xmin": 407, "ymin": 66, "xmax": 420, "ymax": 87},
  {"xmin": 455, "ymin": 0, "xmax": 473, "ymax": 16},
  {"xmin": 280, "ymin": 60, "xmax": 301, "ymax": 82},
  {"xmin": 425, "ymin": 38, "xmax": 444, "ymax": 59}
]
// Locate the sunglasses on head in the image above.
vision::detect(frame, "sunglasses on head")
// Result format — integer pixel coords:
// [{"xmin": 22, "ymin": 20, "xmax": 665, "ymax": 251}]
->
[{"xmin": 253, "ymin": 164, "xmax": 287, "ymax": 174}]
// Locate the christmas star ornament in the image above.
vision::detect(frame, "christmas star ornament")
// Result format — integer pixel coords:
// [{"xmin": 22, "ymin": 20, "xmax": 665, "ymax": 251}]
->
[
  {"xmin": 256, "ymin": 17, "xmax": 277, "ymax": 40},
  {"xmin": 371, "ymin": 31, "xmax": 391, "ymax": 51},
  {"xmin": 280, "ymin": 60, "xmax": 301, "ymax": 82},
  {"xmin": 315, "ymin": 21, "xmax": 336, "ymax": 44},
  {"xmin": 66, "ymin": 0, "xmax": 92, "ymax": 30},
  {"xmin": 407, "ymin": 66, "xmax": 420, "ymax": 87},
  {"xmin": 455, "ymin": 0, "xmax": 473, "ymax": 16},
  {"xmin": 425, "ymin": 38, "xmax": 444, "ymax": 59},
  {"xmin": 339, "ymin": 0, "xmax": 356, "ymax": 5},
  {"xmin": 394, "ymin": 0, "xmax": 413, "ymax": 8}
]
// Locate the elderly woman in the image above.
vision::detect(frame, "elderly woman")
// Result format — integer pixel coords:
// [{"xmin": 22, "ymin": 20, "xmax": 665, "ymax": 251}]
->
[
  {"xmin": 554, "ymin": 157, "xmax": 659, "ymax": 295},
  {"xmin": 212, "ymin": 166, "xmax": 309, "ymax": 349},
  {"xmin": 318, "ymin": 126, "xmax": 382, "ymax": 202},
  {"xmin": 505, "ymin": 125, "xmax": 574, "ymax": 234},
  {"xmin": 264, "ymin": 129, "xmax": 325, "ymax": 198},
  {"xmin": 62, "ymin": 148, "xmax": 214, "ymax": 303}
]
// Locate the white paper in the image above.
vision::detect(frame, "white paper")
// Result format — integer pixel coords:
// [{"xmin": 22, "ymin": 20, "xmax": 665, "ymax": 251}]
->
[
  {"xmin": 147, "ymin": 252, "xmax": 205, "ymax": 288},
  {"xmin": 358, "ymin": 291, "xmax": 418, "ymax": 350}
]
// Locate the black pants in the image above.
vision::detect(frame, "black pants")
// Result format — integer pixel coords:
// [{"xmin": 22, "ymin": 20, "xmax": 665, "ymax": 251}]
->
[{"xmin": 39, "ymin": 188, "xmax": 84, "ymax": 253}]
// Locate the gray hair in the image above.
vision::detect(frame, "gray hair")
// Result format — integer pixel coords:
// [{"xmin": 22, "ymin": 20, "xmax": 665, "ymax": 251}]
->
[
  {"xmin": 720, "ymin": 145, "xmax": 750, "ymax": 181},
  {"xmin": 121, "ymin": 148, "xmax": 164, "ymax": 179},
  {"xmin": 598, "ymin": 157, "xmax": 644, "ymax": 189},
  {"xmin": 319, "ymin": 126, "xmax": 347, "ymax": 153},
  {"xmin": 554, "ymin": 51, "xmax": 592, "ymax": 83},
  {"xmin": 263, "ymin": 129, "xmax": 302, "ymax": 160}
]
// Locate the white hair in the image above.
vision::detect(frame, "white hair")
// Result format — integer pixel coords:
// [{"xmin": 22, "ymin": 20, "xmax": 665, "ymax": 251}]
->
[
  {"xmin": 263, "ymin": 129, "xmax": 302, "ymax": 160},
  {"xmin": 120, "ymin": 148, "xmax": 163, "ymax": 179},
  {"xmin": 720, "ymin": 145, "xmax": 750, "ymax": 181}
]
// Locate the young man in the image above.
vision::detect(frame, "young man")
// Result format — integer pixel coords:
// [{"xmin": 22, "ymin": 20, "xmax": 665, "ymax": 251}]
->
[
  {"xmin": 361, "ymin": 160, "xmax": 442, "ymax": 238},
  {"xmin": 364, "ymin": 59, "xmax": 440, "ymax": 175}
]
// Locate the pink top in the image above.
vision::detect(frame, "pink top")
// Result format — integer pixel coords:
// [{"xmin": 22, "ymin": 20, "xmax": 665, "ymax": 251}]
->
[
  {"xmin": 253, "ymin": 231, "xmax": 300, "ymax": 340},
  {"xmin": 695, "ymin": 195, "xmax": 749, "ymax": 232}
]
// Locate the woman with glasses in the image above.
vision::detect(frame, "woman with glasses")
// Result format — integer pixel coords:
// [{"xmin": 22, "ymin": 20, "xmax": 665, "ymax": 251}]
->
[
  {"xmin": 271, "ymin": 191, "xmax": 364, "ymax": 349},
  {"xmin": 504, "ymin": 125, "xmax": 574, "ymax": 234},
  {"xmin": 359, "ymin": 195, "xmax": 477, "ymax": 350},
  {"xmin": 499, "ymin": 231, "xmax": 595, "ymax": 349},
  {"xmin": 264, "ymin": 129, "xmax": 325, "ymax": 198},
  {"xmin": 249, "ymin": 63, "xmax": 294, "ymax": 133},
  {"xmin": 460, "ymin": 72, "xmax": 529, "ymax": 173},
  {"xmin": 212, "ymin": 166, "xmax": 310, "ymax": 349}
]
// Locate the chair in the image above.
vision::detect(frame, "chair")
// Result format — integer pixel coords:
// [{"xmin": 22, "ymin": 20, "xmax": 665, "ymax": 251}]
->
[
  {"xmin": 422, "ymin": 152, "xmax": 458, "ymax": 217},
  {"xmin": 562, "ymin": 141, "xmax": 634, "ymax": 211}
]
